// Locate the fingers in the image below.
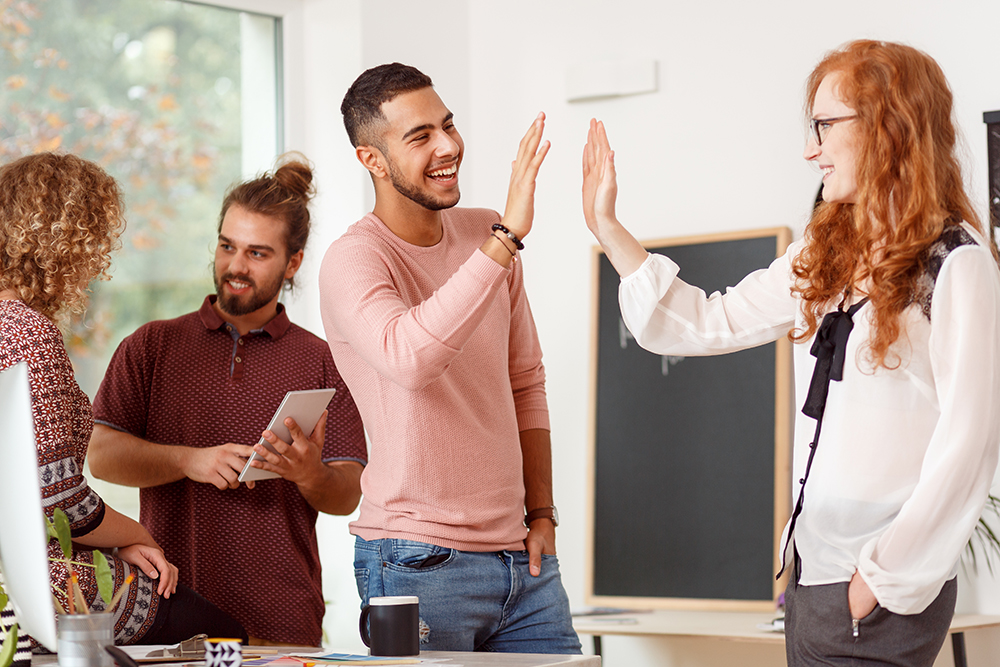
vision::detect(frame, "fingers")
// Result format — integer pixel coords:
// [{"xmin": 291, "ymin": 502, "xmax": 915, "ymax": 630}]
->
[
  {"xmin": 516, "ymin": 112, "xmax": 546, "ymax": 163},
  {"xmin": 212, "ymin": 465, "xmax": 241, "ymax": 491},
  {"xmin": 117, "ymin": 545, "xmax": 159, "ymax": 583},
  {"xmin": 141, "ymin": 548, "xmax": 178, "ymax": 598},
  {"xmin": 583, "ymin": 118, "xmax": 598, "ymax": 176},
  {"xmin": 307, "ymin": 410, "xmax": 328, "ymax": 445},
  {"xmin": 160, "ymin": 562, "xmax": 179, "ymax": 598},
  {"xmin": 510, "ymin": 113, "xmax": 549, "ymax": 184},
  {"xmin": 501, "ymin": 112, "xmax": 550, "ymax": 241},
  {"xmin": 256, "ymin": 431, "xmax": 289, "ymax": 461},
  {"xmin": 192, "ymin": 445, "xmax": 245, "ymax": 490},
  {"xmin": 584, "ymin": 118, "xmax": 611, "ymax": 176}
]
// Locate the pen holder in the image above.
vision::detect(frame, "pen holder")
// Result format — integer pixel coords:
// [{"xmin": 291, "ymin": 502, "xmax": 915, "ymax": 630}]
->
[
  {"xmin": 57, "ymin": 614, "xmax": 114, "ymax": 667},
  {"xmin": 204, "ymin": 638, "xmax": 242, "ymax": 667}
]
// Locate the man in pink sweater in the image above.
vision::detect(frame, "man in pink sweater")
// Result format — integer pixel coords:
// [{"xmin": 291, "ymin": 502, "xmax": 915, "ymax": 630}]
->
[{"xmin": 319, "ymin": 63, "xmax": 580, "ymax": 654}]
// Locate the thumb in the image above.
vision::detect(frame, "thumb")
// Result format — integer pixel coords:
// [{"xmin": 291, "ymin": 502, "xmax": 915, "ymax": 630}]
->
[{"xmin": 528, "ymin": 540, "xmax": 542, "ymax": 577}]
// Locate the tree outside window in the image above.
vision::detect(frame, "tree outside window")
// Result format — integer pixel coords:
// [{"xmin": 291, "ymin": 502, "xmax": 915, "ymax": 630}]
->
[
  {"xmin": 1, "ymin": 0, "xmax": 279, "ymax": 513},
  {"xmin": 0, "ymin": 0, "xmax": 278, "ymax": 396}
]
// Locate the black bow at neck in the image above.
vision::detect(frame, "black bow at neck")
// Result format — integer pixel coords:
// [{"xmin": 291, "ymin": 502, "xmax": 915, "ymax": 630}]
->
[{"xmin": 802, "ymin": 297, "xmax": 869, "ymax": 421}]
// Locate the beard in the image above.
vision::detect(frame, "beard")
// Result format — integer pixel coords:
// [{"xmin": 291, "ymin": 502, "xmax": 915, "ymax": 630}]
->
[
  {"xmin": 213, "ymin": 268, "xmax": 285, "ymax": 317},
  {"xmin": 387, "ymin": 157, "xmax": 460, "ymax": 212}
]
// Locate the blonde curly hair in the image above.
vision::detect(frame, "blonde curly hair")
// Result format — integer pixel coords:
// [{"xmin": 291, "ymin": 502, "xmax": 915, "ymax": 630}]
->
[{"xmin": 0, "ymin": 153, "xmax": 125, "ymax": 321}]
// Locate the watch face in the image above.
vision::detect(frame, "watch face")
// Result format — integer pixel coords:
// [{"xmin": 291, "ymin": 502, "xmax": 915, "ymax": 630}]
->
[{"xmin": 551, "ymin": 506, "xmax": 559, "ymax": 527}]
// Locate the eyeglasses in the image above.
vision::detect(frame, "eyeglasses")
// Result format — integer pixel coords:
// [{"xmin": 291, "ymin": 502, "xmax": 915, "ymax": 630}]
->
[{"xmin": 809, "ymin": 115, "xmax": 857, "ymax": 146}]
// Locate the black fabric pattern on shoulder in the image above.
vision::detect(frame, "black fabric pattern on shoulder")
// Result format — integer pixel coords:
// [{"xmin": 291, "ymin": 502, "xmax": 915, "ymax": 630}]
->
[{"xmin": 914, "ymin": 225, "xmax": 978, "ymax": 320}]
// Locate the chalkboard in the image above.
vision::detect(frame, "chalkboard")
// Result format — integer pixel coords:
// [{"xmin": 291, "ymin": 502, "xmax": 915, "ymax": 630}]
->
[{"xmin": 586, "ymin": 227, "xmax": 792, "ymax": 611}]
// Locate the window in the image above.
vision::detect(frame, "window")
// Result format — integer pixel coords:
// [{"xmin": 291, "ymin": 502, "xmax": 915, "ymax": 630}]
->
[{"xmin": 1, "ymin": 0, "xmax": 281, "ymax": 512}]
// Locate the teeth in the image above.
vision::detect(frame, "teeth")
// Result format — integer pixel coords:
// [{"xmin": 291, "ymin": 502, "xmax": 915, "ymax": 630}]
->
[
  {"xmin": 229, "ymin": 280, "xmax": 249, "ymax": 289},
  {"xmin": 428, "ymin": 165, "xmax": 457, "ymax": 177},
  {"xmin": 822, "ymin": 167, "xmax": 834, "ymax": 176}
]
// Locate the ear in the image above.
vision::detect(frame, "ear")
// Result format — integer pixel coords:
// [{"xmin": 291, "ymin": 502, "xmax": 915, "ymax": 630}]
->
[
  {"xmin": 284, "ymin": 249, "xmax": 304, "ymax": 281},
  {"xmin": 356, "ymin": 145, "xmax": 388, "ymax": 180}
]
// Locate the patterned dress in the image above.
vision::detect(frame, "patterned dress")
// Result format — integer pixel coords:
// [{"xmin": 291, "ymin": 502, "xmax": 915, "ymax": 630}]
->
[{"xmin": 0, "ymin": 300, "xmax": 160, "ymax": 644}]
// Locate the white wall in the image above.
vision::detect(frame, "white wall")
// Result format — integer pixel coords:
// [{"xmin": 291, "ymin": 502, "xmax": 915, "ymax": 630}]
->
[{"xmin": 276, "ymin": 0, "xmax": 1000, "ymax": 663}]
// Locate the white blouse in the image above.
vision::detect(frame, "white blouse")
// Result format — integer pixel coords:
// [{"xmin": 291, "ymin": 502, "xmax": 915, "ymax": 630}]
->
[{"xmin": 618, "ymin": 224, "xmax": 1000, "ymax": 614}]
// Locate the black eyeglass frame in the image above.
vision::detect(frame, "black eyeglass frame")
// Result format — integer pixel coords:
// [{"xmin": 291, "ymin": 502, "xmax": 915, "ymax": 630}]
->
[{"xmin": 809, "ymin": 115, "xmax": 858, "ymax": 146}]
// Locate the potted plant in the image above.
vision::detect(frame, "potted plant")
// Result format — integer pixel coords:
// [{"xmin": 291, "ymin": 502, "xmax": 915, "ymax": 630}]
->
[{"xmin": 0, "ymin": 508, "xmax": 133, "ymax": 667}]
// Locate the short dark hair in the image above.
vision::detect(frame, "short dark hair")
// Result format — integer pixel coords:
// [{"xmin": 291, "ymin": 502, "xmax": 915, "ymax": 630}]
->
[
  {"xmin": 341, "ymin": 63, "xmax": 434, "ymax": 150},
  {"xmin": 218, "ymin": 153, "xmax": 315, "ymax": 289}
]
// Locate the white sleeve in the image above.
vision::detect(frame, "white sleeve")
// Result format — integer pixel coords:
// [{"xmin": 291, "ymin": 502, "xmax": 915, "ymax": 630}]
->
[
  {"xmin": 618, "ymin": 240, "xmax": 802, "ymax": 356},
  {"xmin": 857, "ymin": 245, "xmax": 1000, "ymax": 614}
]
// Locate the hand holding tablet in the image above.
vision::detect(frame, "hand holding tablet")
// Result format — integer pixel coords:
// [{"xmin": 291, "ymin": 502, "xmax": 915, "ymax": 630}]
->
[{"xmin": 238, "ymin": 388, "xmax": 336, "ymax": 483}]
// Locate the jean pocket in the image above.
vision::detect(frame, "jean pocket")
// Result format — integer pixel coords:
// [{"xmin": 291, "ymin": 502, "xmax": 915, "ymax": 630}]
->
[{"xmin": 384, "ymin": 539, "xmax": 456, "ymax": 572}]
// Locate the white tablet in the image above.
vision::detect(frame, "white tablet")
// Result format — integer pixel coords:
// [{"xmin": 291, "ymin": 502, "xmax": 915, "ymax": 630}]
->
[{"xmin": 237, "ymin": 388, "xmax": 336, "ymax": 483}]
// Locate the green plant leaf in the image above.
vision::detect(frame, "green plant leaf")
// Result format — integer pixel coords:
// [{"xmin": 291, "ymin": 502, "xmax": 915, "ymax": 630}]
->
[
  {"xmin": 0, "ymin": 579, "xmax": 7, "ymax": 610},
  {"xmin": 965, "ymin": 494, "xmax": 1000, "ymax": 575},
  {"xmin": 0, "ymin": 622, "xmax": 18, "ymax": 667},
  {"xmin": 93, "ymin": 551, "xmax": 113, "ymax": 605},
  {"xmin": 51, "ymin": 508, "xmax": 72, "ymax": 560}
]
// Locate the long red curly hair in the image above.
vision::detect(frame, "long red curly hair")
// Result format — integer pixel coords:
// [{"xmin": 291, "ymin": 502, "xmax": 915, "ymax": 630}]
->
[{"xmin": 792, "ymin": 40, "xmax": 986, "ymax": 369}]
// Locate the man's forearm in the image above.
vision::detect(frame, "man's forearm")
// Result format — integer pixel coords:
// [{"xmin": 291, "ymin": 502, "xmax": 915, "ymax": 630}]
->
[
  {"xmin": 297, "ymin": 460, "xmax": 364, "ymax": 515},
  {"xmin": 520, "ymin": 428, "xmax": 554, "ymax": 514},
  {"xmin": 89, "ymin": 424, "xmax": 191, "ymax": 487}
]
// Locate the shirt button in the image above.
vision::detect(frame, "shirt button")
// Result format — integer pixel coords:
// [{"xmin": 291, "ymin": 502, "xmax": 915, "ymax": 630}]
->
[
  {"xmin": 236, "ymin": 356, "xmax": 242, "ymax": 363},
  {"xmin": 238, "ymin": 339, "xmax": 244, "ymax": 345}
]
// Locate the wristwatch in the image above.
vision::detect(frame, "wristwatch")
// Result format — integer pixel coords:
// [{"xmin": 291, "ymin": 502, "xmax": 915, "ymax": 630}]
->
[{"xmin": 524, "ymin": 505, "xmax": 559, "ymax": 527}]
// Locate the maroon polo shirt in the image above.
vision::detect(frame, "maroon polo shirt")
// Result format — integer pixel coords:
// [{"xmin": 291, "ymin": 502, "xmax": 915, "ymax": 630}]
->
[{"xmin": 92, "ymin": 296, "xmax": 367, "ymax": 645}]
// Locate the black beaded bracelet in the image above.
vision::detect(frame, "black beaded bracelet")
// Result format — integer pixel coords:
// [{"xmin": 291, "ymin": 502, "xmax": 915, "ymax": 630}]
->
[{"xmin": 491, "ymin": 223, "xmax": 524, "ymax": 250}]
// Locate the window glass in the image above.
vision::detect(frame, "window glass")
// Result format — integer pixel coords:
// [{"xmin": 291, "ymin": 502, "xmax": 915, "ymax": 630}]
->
[{"xmin": 1, "ymin": 0, "xmax": 280, "ymax": 512}]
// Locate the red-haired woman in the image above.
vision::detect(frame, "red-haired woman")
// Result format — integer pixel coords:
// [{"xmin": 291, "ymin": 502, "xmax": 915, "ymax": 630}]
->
[{"xmin": 582, "ymin": 40, "xmax": 1000, "ymax": 666}]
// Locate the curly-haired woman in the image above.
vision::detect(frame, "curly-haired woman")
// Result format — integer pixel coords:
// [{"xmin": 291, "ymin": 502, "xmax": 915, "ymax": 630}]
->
[
  {"xmin": 583, "ymin": 41, "xmax": 1000, "ymax": 666},
  {"xmin": 0, "ymin": 152, "xmax": 246, "ymax": 644}
]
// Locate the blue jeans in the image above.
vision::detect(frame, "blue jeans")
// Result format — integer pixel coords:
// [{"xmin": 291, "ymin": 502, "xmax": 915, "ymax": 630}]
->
[{"xmin": 354, "ymin": 536, "xmax": 581, "ymax": 654}]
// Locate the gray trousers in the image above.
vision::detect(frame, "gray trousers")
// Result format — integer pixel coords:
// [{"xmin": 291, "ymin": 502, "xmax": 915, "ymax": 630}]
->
[{"xmin": 785, "ymin": 560, "xmax": 957, "ymax": 667}]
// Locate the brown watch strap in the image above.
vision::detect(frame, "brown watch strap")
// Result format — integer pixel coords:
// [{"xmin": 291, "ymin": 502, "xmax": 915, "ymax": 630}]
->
[{"xmin": 524, "ymin": 505, "xmax": 558, "ymax": 527}]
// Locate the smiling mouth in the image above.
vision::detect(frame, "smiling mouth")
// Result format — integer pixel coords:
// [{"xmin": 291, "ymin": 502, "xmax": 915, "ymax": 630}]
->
[
  {"xmin": 225, "ymin": 277, "xmax": 254, "ymax": 292},
  {"xmin": 822, "ymin": 166, "xmax": 834, "ymax": 178},
  {"xmin": 427, "ymin": 164, "xmax": 458, "ymax": 181}
]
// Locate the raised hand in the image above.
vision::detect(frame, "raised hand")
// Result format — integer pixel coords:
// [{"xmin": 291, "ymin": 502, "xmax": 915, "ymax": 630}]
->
[
  {"xmin": 581, "ymin": 118, "xmax": 648, "ymax": 277},
  {"xmin": 499, "ymin": 112, "xmax": 551, "ymax": 242},
  {"xmin": 582, "ymin": 118, "xmax": 619, "ymax": 236}
]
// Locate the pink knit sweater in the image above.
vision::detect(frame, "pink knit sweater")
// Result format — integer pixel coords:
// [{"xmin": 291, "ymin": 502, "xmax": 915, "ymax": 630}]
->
[{"xmin": 319, "ymin": 208, "xmax": 549, "ymax": 551}]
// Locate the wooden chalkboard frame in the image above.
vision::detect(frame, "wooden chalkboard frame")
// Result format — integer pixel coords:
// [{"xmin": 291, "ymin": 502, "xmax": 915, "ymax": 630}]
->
[{"xmin": 585, "ymin": 227, "xmax": 793, "ymax": 612}]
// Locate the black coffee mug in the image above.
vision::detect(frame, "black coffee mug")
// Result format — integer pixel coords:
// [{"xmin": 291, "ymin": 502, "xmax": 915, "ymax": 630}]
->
[{"xmin": 359, "ymin": 595, "xmax": 419, "ymax": 656}]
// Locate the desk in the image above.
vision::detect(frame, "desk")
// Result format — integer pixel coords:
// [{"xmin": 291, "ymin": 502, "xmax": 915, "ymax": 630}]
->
[
  {"xmin": 573, "ymin": 611, "xmax": 1000, "ymax": 666},
  {"xmin": 421, "ymin": 651, "xmax": 599, "ymax": 665},
  {"xmin": 33, "ymin": 649, "xmax": 600, "ymax": 667}
]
